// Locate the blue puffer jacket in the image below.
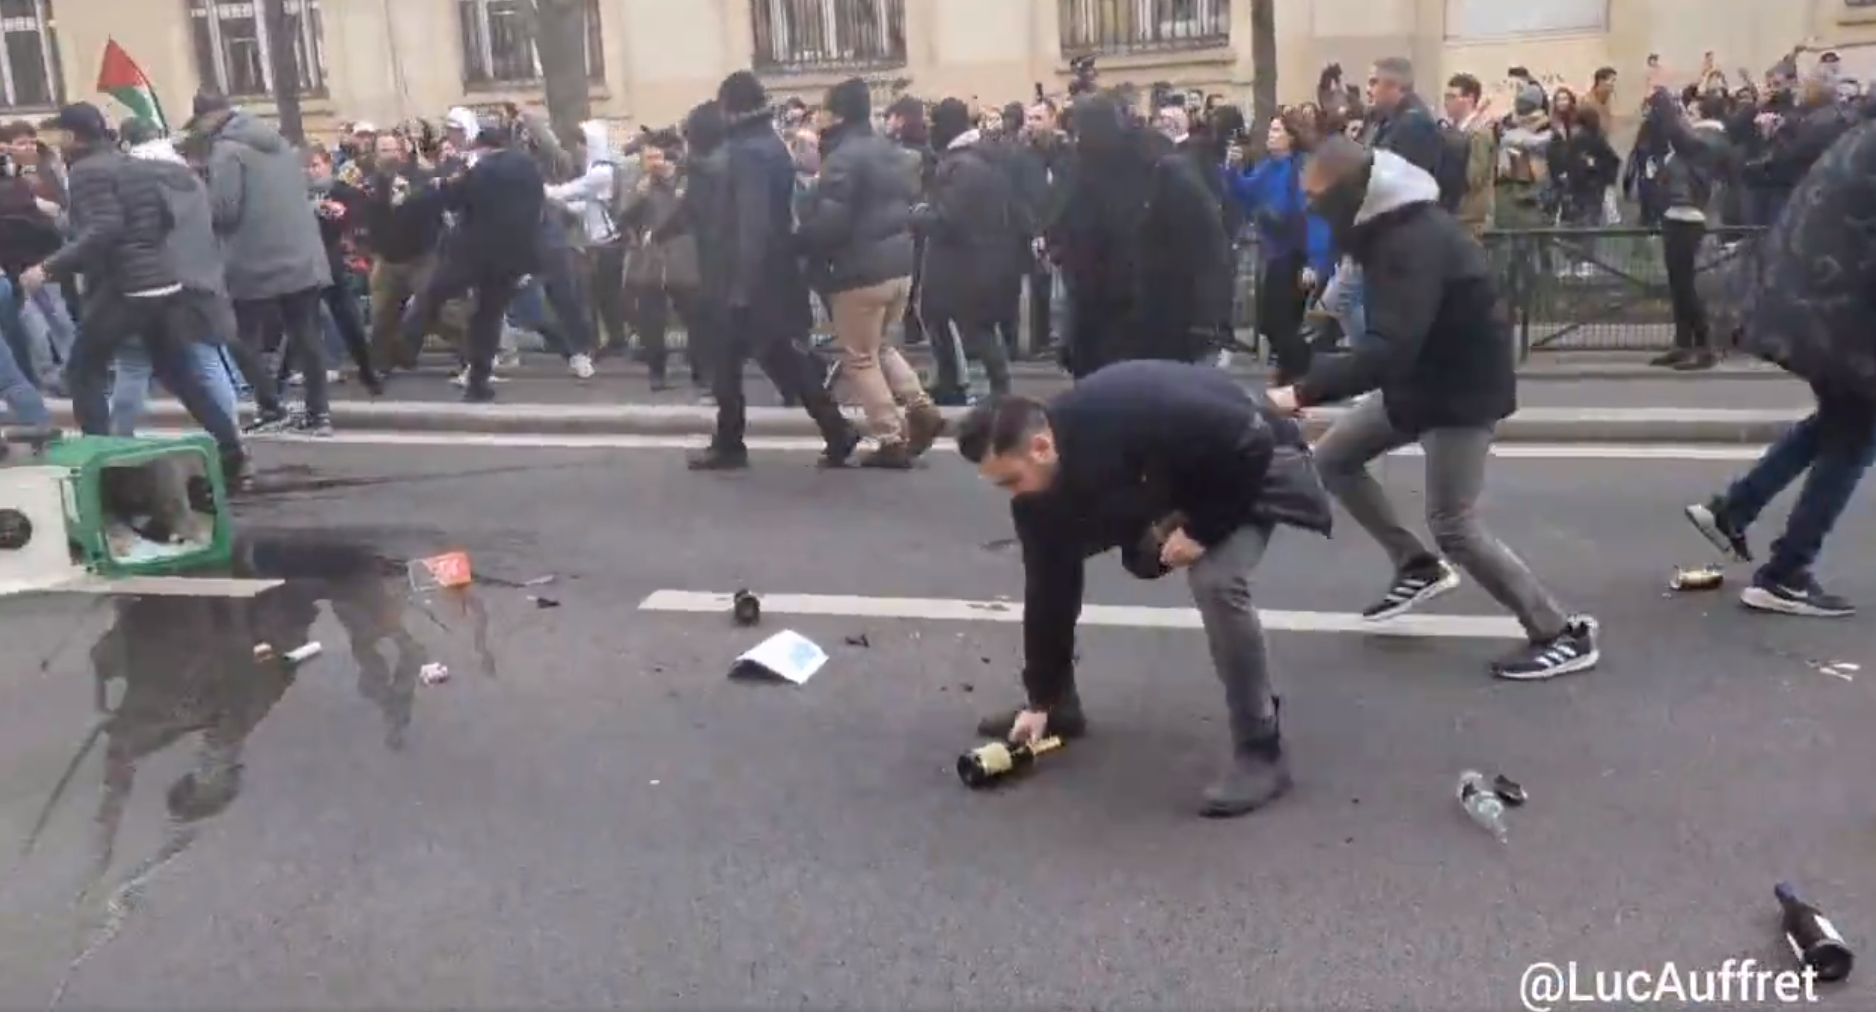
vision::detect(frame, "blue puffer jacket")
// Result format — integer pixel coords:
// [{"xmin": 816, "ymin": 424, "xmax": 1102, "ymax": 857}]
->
[{"xmin": 1226, "ymin": 154, "xmax": 1332, "ymax": 279}]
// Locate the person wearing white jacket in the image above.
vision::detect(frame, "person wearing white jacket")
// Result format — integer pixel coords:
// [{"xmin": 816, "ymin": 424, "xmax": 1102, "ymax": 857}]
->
[{"xmin": 544, "ymin": 119, "xmax": 630, "ymax": 363}]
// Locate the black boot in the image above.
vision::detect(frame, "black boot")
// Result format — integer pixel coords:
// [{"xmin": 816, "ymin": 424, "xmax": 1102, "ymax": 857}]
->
[
  {"xmin": 687, "ymin": 444, "xmax": 750, "ymax": 471},
  {"xmin": 1198, "ymin": 703, "xmax": 1292, "ymax": 819},
  {"xmin": 975, "ymin": 692, "xmax": 1089, "ymax": 740}
]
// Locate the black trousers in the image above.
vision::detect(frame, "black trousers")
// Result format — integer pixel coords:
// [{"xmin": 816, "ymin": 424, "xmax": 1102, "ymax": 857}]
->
[
  {"xmin": 628, "ymin": 283, "xmax": 704, "ymax": 384},
  {"xmin": 273, "ymin": 284, "xmax": 376, "ymax": 388},
  {"xmin": 404, "ymin": 255, "xmax": 524, "ymax": 389},
  {"xmin": 587, "ymin": 244, "xmax": 630, "ymax": 351},
  {"xmin": 65, "ymin": 291, "xmax": 242, "ymax": 455},
  {"xmin": 926, "ymin": 307, "xmax": 1012, "ymax": 398},
  {"xmin": 1026, "ymin": 265, "xmax": 1054, "ymax": 353},
  {"xmin": 1257, "ymin": 253, "xmax": 1310, "ymax": 383},
  {"xmin": 709, "ymin": 304, "xmax": 848, "ymax": 452},
  {"xmin": 1661, "ymin": 217, "xmax": 1710, "ymax": 351},
  {"xmin": 235, "ymin": 287, "xmax": 329, "ymax": 416}
]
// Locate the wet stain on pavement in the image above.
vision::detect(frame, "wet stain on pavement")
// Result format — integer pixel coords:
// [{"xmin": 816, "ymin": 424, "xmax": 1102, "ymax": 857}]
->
[{"xmin": 20, "ymin": 531, "xmax": 503, "ymax": 1007}]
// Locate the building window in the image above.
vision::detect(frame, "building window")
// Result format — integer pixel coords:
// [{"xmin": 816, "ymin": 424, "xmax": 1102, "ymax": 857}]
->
[
  {"xmin": 0, "ymin": 0, "xmax": 58, "ymax": 110},
  {"xmin": 1059, "ymin": 0, "xmax": 1229, "ymax": 55},
  {"xmin": 188, "ymin": 0, "xmax": 325, "ymax": 98},
  {"xmin": 751, "ymin": 0, "xmax": 906, "ymax": 73},
  {"xmin": 1444, "ymin": 0, "xmax": 1607, "ymax": 40},
  {"xmin": 459, "ymin": 0, "xmax": 605, "ymax": 88}
]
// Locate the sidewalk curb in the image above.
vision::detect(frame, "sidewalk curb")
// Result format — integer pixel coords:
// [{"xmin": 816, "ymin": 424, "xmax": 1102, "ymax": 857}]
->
[{"xmin": 68, "ymin": 400, "xmax": 1804, "ymax": 444}]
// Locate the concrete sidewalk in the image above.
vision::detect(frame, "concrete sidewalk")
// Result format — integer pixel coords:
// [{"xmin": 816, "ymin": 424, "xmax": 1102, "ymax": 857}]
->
[{"xmin": 64, "ymin": 398, "xmax": 1805, "ymax": 444}]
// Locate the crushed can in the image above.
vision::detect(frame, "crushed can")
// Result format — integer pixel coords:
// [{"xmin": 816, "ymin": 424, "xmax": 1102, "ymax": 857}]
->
[{"xmin": 1670, "ymin": 566, "xmax": 1724, "ymax": 592}]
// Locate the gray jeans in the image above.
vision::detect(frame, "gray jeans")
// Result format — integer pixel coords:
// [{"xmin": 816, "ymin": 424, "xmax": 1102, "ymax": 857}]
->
[
  {"xmin": 1313, "ymin": 394, "xmax": 1569, "ymax": 640},
  {"xmin": 1187, "ymin": 523, "xmax": 1279, "ymax": 745}
]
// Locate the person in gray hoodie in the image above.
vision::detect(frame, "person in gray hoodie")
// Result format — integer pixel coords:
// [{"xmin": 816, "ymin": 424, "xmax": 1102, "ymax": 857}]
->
[{"xmin": 186, "ymin": 92, "xmax": 335, "ymax": 436}]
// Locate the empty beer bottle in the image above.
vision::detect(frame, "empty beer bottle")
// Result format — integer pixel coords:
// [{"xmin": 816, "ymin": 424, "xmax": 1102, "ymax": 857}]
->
[
  {"xmin": 1775, "ymin": 881, "xmax": 1855, "ymax": 982},
  {"xmin": 957, "ymin": 736, "xmax": 1063, "ymax": 788}
]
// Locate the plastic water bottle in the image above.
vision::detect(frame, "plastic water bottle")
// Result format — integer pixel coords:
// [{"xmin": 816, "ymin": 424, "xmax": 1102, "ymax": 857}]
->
[{"xmin": 1458, "ymin": 770, "xmax": 1510, "ymax": 843}]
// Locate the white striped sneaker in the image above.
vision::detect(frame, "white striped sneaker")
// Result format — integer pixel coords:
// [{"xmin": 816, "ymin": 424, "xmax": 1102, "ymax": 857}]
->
[
  {"xmin": 1492, "ymin": 617, "xmax": 1601, "ymax": 681},
  {"xmin": 1361, "ymin": 560, "xmax": 1461, "ymax": 621}
]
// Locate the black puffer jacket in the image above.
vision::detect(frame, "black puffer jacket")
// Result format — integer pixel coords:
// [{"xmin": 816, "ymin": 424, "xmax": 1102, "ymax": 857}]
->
[
  {"xmin": 1713, "ymin": 114, "xmax": 1876, "ymax": 399},
  {"xmin": 796, "ymin": 119, "xmax": 917, "ymax": 293},
  {"xmin": 914, "ymin": 134, "xmax": 1024, "ymax": 319},
  {"xmin": 42, "ymin": 144, "xmax": 176, "ymax": 296}
]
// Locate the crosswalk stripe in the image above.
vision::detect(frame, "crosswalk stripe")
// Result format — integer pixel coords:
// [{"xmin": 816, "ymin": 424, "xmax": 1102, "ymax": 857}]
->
[
  {"xmin": 637, "ymin": 590, "xmax": 1527, "ymax": 639},
  {"xmin": 121, "ymin": 428, "xmax": 1768, "ymax": 459}
]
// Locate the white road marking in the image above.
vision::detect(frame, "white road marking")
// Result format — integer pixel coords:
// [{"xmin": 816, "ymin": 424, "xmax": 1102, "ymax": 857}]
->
[
  {"xmin": 638, "ymin": 590, "xmax": 1527, "ymax": 640},
  {"xmin": 53, "ymin": 575, "xmax": 283, "ymax": 598},
  {"xmin": 125, "ymin": 427, "xmax": 1770, "ymax": 460}
]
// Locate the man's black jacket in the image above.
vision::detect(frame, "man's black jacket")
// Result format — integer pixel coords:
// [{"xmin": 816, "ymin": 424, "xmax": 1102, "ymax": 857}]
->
[
  {"xmin": 1295, "ymin": 151, "xmax": 1516, "ymax": 434},
  {"xmin": 438, "ymin": 148, "xmax": 544, "ymax": 276},
  {"xmin": 1012, "ymin": 361, "xmax": 1332, "ymax": 709}
]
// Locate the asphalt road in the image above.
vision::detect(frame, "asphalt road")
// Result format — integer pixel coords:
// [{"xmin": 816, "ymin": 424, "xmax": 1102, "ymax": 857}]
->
[
  {"xmin": 331, "ymin": 365, "xmax": 1817, "ymax": 412},
  {"xmin": 0, "ymin": 441, "xmax": 1871, "ymax": 1009}
]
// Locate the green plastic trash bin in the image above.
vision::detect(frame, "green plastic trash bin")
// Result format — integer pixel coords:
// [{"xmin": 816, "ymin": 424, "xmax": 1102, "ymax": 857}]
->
[{"xmin": 41, "ymin": 434, "xmax": 233, "ymax": 577}]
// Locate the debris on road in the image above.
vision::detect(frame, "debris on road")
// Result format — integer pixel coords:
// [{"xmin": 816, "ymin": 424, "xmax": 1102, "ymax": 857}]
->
[
  {"xmin": 843, "ymin": 633, "xmax": 869, "ymax": 648},
  {"xmin": 252, "ymin": 641, "xmax": 322, "ymax": 667},
  {"xmin": 523, "ymin": 575, "xmax": 556, "ymax": 587},
  {"xmin": 1670, "ymin": 566, "xmax": 1724, "ymax": 591},
  {"xmin": 419, "ymin": 662, "xmax": 451, "ymax": 685},
  {"xmin": 1775, "ymin": 881, "xmax": 1855, "ymax": 982},
  {"xmin": 408, "ymin": 550, "xmax": 474, "ymax": 592},
  {"xmin": 530, "ymin": 595, "xmax": 560, "ymax": 609},
  {"xmin": 1457, "ymin": 770, "xmax": 1511, "ymax": 843},
  {"xmin": 728, "ymin": 630, "xmax": 826, "ymax": 685},
  {"xmin": 731, "ymin": 588, "xmax": 761, "ymax": 626}
]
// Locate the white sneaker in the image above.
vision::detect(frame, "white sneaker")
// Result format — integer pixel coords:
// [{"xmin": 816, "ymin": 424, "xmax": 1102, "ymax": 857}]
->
[
  {"xmin": 569, "ymin": 353, "xmax": 595, "ymax": 380},
  {"xmin": 451, "ymin": 369, "xmax": 506, "ymax": 387}
]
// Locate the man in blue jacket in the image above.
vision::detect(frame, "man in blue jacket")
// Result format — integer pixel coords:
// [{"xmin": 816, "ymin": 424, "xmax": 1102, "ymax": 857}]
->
[{"xmin": 957, "ymin": 360, "xmax": 1333, "ymax": 818}]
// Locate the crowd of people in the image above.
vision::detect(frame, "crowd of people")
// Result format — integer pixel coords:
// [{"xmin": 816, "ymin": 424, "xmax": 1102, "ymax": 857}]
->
[{"xmin": 0, "ymin": 45, "xmax": 1871, "ymax": 815}]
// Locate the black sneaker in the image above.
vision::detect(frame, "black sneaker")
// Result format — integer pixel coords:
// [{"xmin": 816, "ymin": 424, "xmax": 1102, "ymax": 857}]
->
[
  {"xmin": 818, "ymin": 426, "xmax": 861, "ymax": 469},
  {"xmin": 1683, "ymin": 497, "xmax": 1751, "ymax": 561},
  {"xmin": 293, "ymin": 413, "xmax": 334, "ymax": 438},
  {"xmin": 1740, "ymin": 571, "xmax": 1855, "ymax": 618},
  {"xmin": 1361, "ymin": 559, "xmax": 1461, "ymax": 621},
  {"xmin": 687, "ymin": 445, "xmax": 750, "ymax": 471},
  {"xmin": 242, "ymin": 407, "xmax": 291, "ymax": 435},
  {"xmin": 462, "ymin": 383, "xmax": 496, "ymax": 404},
  {"xmin": 1492, "ymin": 616, "xmax": 1600, "ymax": 681}
]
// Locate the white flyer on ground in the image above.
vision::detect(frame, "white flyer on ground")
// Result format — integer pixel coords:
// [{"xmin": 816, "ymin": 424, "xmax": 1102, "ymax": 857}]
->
[{"xmin": 735, "ymin": 630, "xmax": 828, "ymax": 685}]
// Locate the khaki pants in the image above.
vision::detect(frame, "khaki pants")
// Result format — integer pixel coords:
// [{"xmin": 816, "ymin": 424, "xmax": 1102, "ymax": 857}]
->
[
  {"xmin": 830, "ymin": 276, "xmax": 927, "ymax": 443},
  {"xmin": 369, "ymin": 255, "xmax": 468, "ymax": 366}
]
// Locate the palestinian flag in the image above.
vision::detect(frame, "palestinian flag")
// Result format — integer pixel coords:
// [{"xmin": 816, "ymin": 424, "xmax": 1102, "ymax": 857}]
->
[{"xmin": 96, "ymin": 38, "xmax": 167, "ymax": 133}]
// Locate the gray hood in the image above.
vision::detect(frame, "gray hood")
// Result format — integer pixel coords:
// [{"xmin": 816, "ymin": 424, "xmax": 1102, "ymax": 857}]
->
[
  {"xmin": 215, "ymin": 111, "xmax": 289, "ymax": 155},
  {"xmin": 1353, "ymin": 148, "xmax": 1442, "ymax": 226}
]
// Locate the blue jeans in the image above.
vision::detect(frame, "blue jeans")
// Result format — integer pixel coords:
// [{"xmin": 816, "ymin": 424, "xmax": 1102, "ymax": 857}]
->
[
  {"xmin": 21, "ymin": 282, "xmax": 76, "ymax": 385},
  {"xmin": 110, "ymin": 340, "xmax": 240, "ymax": 436},
  {"xmin": 1721, "ymin": 383, "xmax": 1876, "ymax": 582},
  {"xmin": 0, "ymin": 303, "xmax": 48, "ymax": 425},
  {"xmin": 1321, "ymin": 261, "xmax": 1368, "ymax": 347}
]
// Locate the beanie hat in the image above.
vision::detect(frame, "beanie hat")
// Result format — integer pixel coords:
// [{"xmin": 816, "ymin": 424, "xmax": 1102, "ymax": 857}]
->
[
  {"xmin": 825, "ymin": 77, "xmax": 871, "ymax": 124},
  {"xmin": 929, "ymin": 98, "xmax": 971, "ymax": 151}
]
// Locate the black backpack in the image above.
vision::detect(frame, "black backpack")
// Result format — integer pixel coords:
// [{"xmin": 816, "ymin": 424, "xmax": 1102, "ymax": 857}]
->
[{"xmin": 1434, "ymin": 124, "xmax": 1472, "ymax": 212}]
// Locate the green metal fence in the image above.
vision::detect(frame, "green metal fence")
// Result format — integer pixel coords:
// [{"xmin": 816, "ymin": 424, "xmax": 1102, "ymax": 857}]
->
[
  {"xmin": 1227, "ymin": 224, "xmax": 1765, "ymax": 358},
  {"xmin": 1485, "ymin": 225, "xmax": 1763, "ymax": 356}
]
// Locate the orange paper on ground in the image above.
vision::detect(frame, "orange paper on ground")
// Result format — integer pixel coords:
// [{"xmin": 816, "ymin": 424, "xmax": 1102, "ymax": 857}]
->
[{"xmin": 419, "ymin": 551, "xmax": 474, "ymax": 588}]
